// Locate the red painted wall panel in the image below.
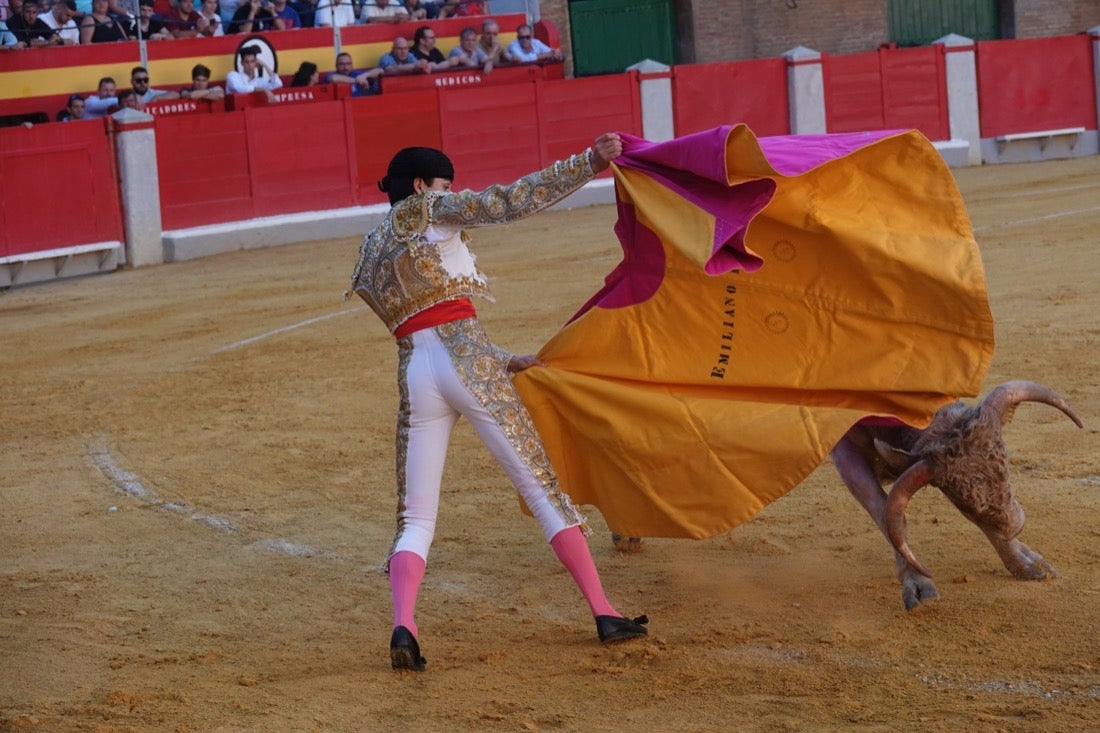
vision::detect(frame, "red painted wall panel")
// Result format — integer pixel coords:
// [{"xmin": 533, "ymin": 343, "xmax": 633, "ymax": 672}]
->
[
  {"xmin": 0, "ymin": 119, "xmax": 122, "ymax": 256},
  {"xmin": 536, "ymin": 73, "xmax": 642, "ymax": 164},
  {"xmin": 347, "ymin": 91, "xmax": 442, "ymax": 206},
  {"xmin": 881, "ymin": 46, "xmax": 948, "ymax": 140},
  {"xmin": 243, "ymin": 100, "xmax": 355, "ymax": 219},
  {"xmin": 825, "ymin": 51, "xmax": 885, "ymax": 133},
  {"xmin": 976, "ymin": 35, "xmax": 1098, "ymax": 138},
  {"xmin": 672, "ymin": 58, "xmax": 789, "ymax": 138},
  {"xmin": 439, "ymin": 84, "xmax": 542, "ymax": 193},
  {"xmin": 156, "ymin": 112, "xmax": 252, "ymax": 231},
  {"xmin": 826, "ymin": 46, "xmax": 949, "ymax": 140}
]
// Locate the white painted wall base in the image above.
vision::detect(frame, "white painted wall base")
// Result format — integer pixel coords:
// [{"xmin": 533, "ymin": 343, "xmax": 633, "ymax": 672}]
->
[
  {"xmin": 0, "ymin": 242, "xmax": 122, "ymax": 289},
  {"xmin": 162, "ymin": 178, "xmax": 618, "ymax": 263},
  {"xmin": 979, "ymin": 130, "xmax": 1099, "ymax": 164}
]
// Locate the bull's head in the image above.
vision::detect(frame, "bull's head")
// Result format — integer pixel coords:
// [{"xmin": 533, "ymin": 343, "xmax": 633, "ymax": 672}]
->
[{"xmin": 877, "ymin": 381, "xmax": 1083, "ymax": 577}]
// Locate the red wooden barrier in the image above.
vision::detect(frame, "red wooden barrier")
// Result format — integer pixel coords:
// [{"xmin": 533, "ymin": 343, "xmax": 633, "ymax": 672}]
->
[
  {"xmin": 976, "ymin": 34, "xmax": 1097, "ymax": 137},
  {"xmin": 0, "ymin": 118, "xmax": 123, "ymax": 256},
  {"xmin": 155, "ymin": 112, "xmax": 251, "ymax": 230},
  {"xmin": 346, "ymin": 90, "xmax": 443, "ymax": 206},
  {"xmin": 244, "ymin": 100, "xmax": 356, "ymax": 218},
  {"xmin": 672, "ymin": 58, "xmax": 789, "ymax": 138},
  {"xmin": 825, "ymin": 45, "xmax": 948, "ymax": 141},
  {"xmin": 536, "ymin": 72, "xmax": 642, "ymax": 163}
]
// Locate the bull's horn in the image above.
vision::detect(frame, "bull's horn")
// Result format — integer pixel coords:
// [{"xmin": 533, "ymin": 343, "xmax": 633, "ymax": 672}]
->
[
  {"xmin": 885, "ymin": 460, "xmax": 934, "ymax": 578},
  {"xmin": 873, "ymin": 438, "xmax": 915, "ymax": 473},
  {"xmin": 981, "ymin": 380, "xmax": 1084, "ymax": 428}
]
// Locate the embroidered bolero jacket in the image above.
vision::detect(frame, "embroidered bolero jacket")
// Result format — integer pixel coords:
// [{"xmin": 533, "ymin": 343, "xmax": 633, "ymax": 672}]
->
[{"xmin": 350, "ymin": 149, "xmax": 597, "ymax": 334}]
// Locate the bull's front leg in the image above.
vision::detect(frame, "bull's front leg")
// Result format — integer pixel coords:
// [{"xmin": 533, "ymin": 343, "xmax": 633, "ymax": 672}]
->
[
  {"xmin": 977, "ymin": 524, "xmax": 1058, "ymax": 581},
  {"xmin": 831, "ymin": 434, "xmax": 940, "ymax": 610}
]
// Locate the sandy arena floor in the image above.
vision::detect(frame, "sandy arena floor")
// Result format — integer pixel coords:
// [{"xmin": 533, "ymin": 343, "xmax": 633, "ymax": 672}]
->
[{"xmin": 1, "ymin": 155, "xmax": 1098, "ymax": 732}]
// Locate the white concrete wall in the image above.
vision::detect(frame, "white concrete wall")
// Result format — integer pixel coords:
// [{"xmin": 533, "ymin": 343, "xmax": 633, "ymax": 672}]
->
[{"xmin": 112, "ymin": 108, "xmax": 165, "ymax": 268}]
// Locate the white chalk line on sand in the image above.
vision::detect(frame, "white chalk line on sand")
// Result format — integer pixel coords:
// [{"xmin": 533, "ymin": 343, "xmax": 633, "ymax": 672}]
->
[
  {"xmin": 210, "ymin": 305, "xmax": 363, "ymax": 355},
  {"xmin": 87, "ymin": 438, "xmax": 333, "ymax": 560},
  {"xmin": 972, "ymin": 204, "xmax": 1100, "ymax": 233}
]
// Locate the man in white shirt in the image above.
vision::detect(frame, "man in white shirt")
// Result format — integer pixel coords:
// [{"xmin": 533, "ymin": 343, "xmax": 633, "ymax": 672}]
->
[
  {"xmin": 40, "ymin": 0, "xmax": 79, "ymax": 44},
  {"xmin": 314, "ymin": 0, "xmax": 353, "ymax": 27},
  {"xmin": 226, "ymin": 44, "xmax": 283, "ymax": 101},
  {"xmin": 361, "ymin": 0, "xmax": 405, "ymax": 23},
  {"xmin": 504, "ymin": 23, "xmax": 563, "ymax": 64},
  {"xmin": 84, "ymin": 77, "xmax": 118, "ymax": 119}
]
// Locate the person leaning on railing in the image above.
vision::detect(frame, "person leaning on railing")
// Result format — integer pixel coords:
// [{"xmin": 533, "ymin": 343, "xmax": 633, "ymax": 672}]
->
[{"xmin": 80, "ymin": 0, "xmax": 132, "ymax": 43}]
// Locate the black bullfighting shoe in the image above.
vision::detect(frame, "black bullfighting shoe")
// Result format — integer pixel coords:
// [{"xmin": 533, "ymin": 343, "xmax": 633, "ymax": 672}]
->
[
  {"xmin": 390, "ymin": 625, "xmax": 427, "ymax": 671},
  {"xmin": 595, "ymin": 614, "xmax": 649, "ymax": 643}
]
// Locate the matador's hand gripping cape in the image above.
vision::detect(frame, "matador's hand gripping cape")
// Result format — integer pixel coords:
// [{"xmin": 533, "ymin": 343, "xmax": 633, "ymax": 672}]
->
[{"xmin": 512, "ymin": 125, "xmax": 995, "ymax": 539}]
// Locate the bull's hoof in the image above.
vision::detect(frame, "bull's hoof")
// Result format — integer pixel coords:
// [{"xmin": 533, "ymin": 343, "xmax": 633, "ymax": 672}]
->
[
  {"xmin": 611, "ymin": 533, "xmax": 646, "ymax": 553},
  {"xmin": 900, "ymin": 570, "xmax": 940, "ymax": 611},
  {"xmin": 1008, "ymin": 551, "xmax": 1058, "ymax": 580},
  {"xmin": 998, "ymin": 539, "xmax": 1058, "ymax": 580}
]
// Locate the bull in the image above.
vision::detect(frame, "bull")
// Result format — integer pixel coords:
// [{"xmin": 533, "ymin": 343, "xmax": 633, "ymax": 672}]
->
[{"xmin": 615, "ymin": 380, "xmax": 1084, "ymax": 611}]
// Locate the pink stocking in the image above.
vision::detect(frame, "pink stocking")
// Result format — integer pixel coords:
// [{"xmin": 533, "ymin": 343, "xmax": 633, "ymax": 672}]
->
[
  {"xmin": 550, "ymin": 526, "xmax": 618, "ymax": 618},
  {"xmin": 389, "ymin": 551, "xmax": 426, "ymax": 638}
]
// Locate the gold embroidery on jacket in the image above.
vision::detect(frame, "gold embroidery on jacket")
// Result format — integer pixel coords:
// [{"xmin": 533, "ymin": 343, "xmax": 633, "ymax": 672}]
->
[
  {"xmin": 435, "ymin": 319, "xmax": 588, "ymax": 532},
  {"xmin": 386, "ymin": 335, "xmax": 416, "ymax": 570},
  {"xmin": 349, "ymin": 150, "xmax": 595, "ymax": 334}
]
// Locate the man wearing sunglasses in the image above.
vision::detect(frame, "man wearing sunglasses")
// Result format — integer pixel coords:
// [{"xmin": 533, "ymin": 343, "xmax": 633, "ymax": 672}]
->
[
  {"xmin": 131, "ymin": 66, "xmax": 180, "ymax": 106},
  {"xmin": 503, "ymin": 23, "xmax": 562, "ymax": 65}
]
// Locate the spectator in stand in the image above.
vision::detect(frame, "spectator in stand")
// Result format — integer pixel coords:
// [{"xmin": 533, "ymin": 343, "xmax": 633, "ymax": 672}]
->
[
  {"xmin": 131, "ymin": 65, "xmax": 180, "ymax": 105},
  {"xmin": 197, "ymin": 0, "xmax": 223, "ymax": 34},
  {"xmin": 56, "ymin": 93, "xmax": 87, "ymax": 120},
  {"xmin": 134, "ymin": 0, "xmax": 171, "ymax": 38},
  {"xmin": 360, "ymin": 0, "xmax": 403, "ymax": 23},
  {"xmin": 504, "ymin": 23, "xmax": 562, "ymax": 64},
  {"xmin": 0, "ymin": 18, "xmax": 23, "ymax": 48},
  {"xmin": 402, "ymin": 0, "xmax": 427, "ymax": 20},
  {"xmin": 475, "ymin": 18, "xmax": 504, "ymax": 64},
  {"xmin": 8, "ymin": 0, "xmax": 64, "ymax": 46},
  {"xmin": 324, "ymin": 51, "xmax": 382, "ymax": 95},
  {"xmin": 228, "ymin": 0, "xmax": 282, "ymax": 33},
  {"xmin": 290, "ymin": 60, "xmax": 318, "ymax": 86},
  {"xmin": 312, "ymin": 0, "xmax": 349, "ymax": 27},
  {"xmin": 437, "ymin": 0, "xmax": 480, "ymax": 18},
  {"xmin": 84, "ymin": 76, "xmax": 118, "ymax": 117},
  {"xmin": 313, "ymin": 0, "xmax": 352, "ymax": 27},
  {"xmin": 0, "ymin": 0, "xmax": 9, "ymax": 21},
  {"xmin": 409, "ymin": 24, "xmax": 452, "ymax": 72},
  {"xmin": 163, "ymin": 0, "xmax": 209, "ymax": 37},
  {"xmin": 289, "ymin": 0, "xmax": 312, "ymax": 27},
  {"xmin": 40, "ymin": 0, "xmax": 79, "ymax": 44},
  {"xmin": 80, "ymin": 0, "xmax": 131, "ymax": 42},
  {"xmin": 448, "ymin": 25, "xmax": 492, "ymax": 71},
  {"xmin": 269, "ymin": 0, "xmax": 298, "ymax": 27},
  {"xmin": 379, "ymin": 35, "xmax": 427, "ymax": 74},
  {"xmin": 180, "ymin": 63, "xmax": 226, "ymax": 100},
  {"xmin": 226, "ymin": 43, "xmax": 282, "ymax": 100},
  {"xmin": 116, "ymin": 88, "xmax": 140, "ymax": 110}
]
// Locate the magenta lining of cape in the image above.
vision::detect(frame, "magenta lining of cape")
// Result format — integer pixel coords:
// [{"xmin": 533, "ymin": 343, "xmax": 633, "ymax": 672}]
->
[{"xmin": 570, "ymin": 127, "xmax": 900, "ymax": 321}]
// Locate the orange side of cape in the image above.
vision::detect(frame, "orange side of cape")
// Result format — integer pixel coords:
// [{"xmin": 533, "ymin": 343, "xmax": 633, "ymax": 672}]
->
[{"xmin": 513, "ymin": 127, "xmax": 995, "ymax": 539}]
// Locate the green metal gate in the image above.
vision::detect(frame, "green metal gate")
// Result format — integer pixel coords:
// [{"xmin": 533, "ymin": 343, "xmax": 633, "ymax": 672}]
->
[
  {"xmin": 888, "ymin": 0, "xmax": 1001, "ymax": 46},
  {"xmin": 569, "ymin": 0, "xmax": 676, "ymax": 77}
]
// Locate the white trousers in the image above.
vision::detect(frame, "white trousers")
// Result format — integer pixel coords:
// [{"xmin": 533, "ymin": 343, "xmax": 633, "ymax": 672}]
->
[{"xmin": 389, "ymin": 320, "xmax": 585, "ymax": 563}]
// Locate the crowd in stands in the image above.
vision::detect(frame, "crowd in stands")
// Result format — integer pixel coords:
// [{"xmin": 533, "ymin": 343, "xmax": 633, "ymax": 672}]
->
[
  {"xmin": 1, "ymin": 0, "xmax": 564, "ymax": 124},
  {"xmin": 0, "ymin": 0, "xmax": 536, "ymax": 40}
]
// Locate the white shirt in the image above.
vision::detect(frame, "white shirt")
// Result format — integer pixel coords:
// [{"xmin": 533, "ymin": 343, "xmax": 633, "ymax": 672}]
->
[
  {"xmin": 314, "ymin": 0, "xmax": 355, "ymax": 27},
  {"xmin": 226, "ymin": 69, "xmax": 283, "ymax": 94},
  {"xmin": 84, "ymin": 94, "xmax": 118, "ymax": 118},
  {"xmin": 41, "ymin": 9, "xmax": 80, "ymax": 44},
  {"xmin": 361, "ymin": 0, "xmax": 406, "ymax": 21},
  {"xmin": 506, "ymin": 37, "xmax": 553, "ymax": 63},
  {"xmin": 200, "ymin": 11, "xmax": 224, "ymax": 35}
]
